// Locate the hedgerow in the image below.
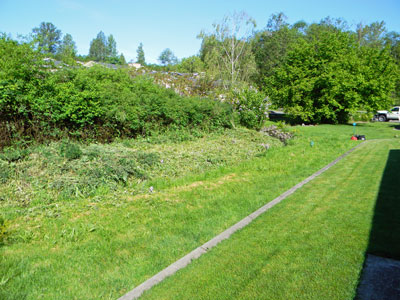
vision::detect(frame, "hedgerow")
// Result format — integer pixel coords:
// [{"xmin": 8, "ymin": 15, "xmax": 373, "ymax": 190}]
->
[{"xmin": 0, "ymin": 36, "xmax": 233, "ymax": 147}]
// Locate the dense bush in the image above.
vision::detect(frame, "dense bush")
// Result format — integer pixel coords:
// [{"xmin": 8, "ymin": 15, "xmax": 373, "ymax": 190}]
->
[
  {"xmin": 0, "ymin": 37, "xmax": 234, "ymax": 146},
  {"xmin": 38, "ymin": 67, "xmax": 232, "ymax": 137},
  {"xmin": 266, "ymin": 27, "xmax": 398, "ymax": 124},
  {"xmin": 230, "ymin": 88, "xmax": 268, "ymax": 129},
  {"xmin": 351, "ymin": 111, "xmax": 374, "ymax": 122}
]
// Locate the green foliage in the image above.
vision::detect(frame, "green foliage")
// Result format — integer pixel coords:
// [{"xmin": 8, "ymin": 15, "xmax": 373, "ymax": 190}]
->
[
  {"xmin": 351, "ymin": 111, "xmax": 374, "ymax": 122},
  {"xmin": 198, "ymin": 11, "xmax": 256, "ymax": 89},
  {"xmin": 0, "ymin": 160, "xmax": 10, "ymax": 183},
  {"xmin": 136, "ymin": 42, "xmax": 146, "ymax": 65},
  {"xmin": 357, "ymin": 21, "xmax": 387, "ymax": 48},
  {"xmin": 59, "ymin": 141, "xmax": 82, "ymax": 160},
  {"xmin": 80, "ymin": 156, "xmax": 145, "ymax": 187},
  {"xmin": 0, "ymin": 147, "xmax": 30, "ymax": 162},
  {"xmin": 252, "ymin": 13, "xmax": 301, "ymax": 86},
  {"xmin": 0, "ymin": 35, "xmax": 45, "ymax": 118},
  {"xmin": 134, "ymin": 151, "xmax": 160, "ymax": 167},
  {"xmin": 89, "ymin": 31, "xmax": 107, "ymax": 61},
  {"xmin": 385, "ymin": 31, "xmax": 400, "ymax": 102},
  {"xmin": 89, "ymin": 31, "xmax": 120, "ymax": 63},
  {"xmin": 173, "ymin": 56, "xmax": 204, "ymax": 73},
  {"xmin": 56, "ymin": 33, "xmax": 77, "ymax": 62},
  {"xmin": 0, "ymin": 38, "xmax": 234, "ymax": 145},
  {"xmin": 0, "ymin": 216, "xmax": 8, "ymax": 244},
  {"xmin": 158, "ymin": 48, "xmax": 178, "ymax": 66},
  {"xmin": 230, "ymin": 88, "xmax": 268, "ymax": 129},
  {"xmin": 0, "ymin": 128, "xmax": 281, "ymax": 202},
  {"xmin": 106, "ymin": 34, "xmax": 118, "ymax": 59},
  {"xmin": 266, "ymin": 26, "xmax": 398, "ymax": 123},
  {"xmin": 118, "ymin": 53, "xmax": 126, "ymax": 65},
  {"xmin": 32, "ymin": 22, "xmax": 62, "ymax": 54}
]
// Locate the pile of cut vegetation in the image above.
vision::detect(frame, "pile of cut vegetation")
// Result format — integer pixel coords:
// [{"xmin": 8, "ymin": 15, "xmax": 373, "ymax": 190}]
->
[{"xmin": 0, "ymin": 128, "xmax": 283, "ymax": 208}]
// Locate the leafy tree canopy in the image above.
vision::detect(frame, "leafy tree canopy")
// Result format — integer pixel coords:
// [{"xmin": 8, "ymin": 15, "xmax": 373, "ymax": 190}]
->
[
  {"xmin": 119, "ymin": 53, "xmax": 126, "ymax": 65},
  {"xmin": 158, "ymin": 48, "xmax": 178, "ymax": 66},
  {"xmin": 32, "ymin": 22, "xmax": 62, "ymax": 54},
  {"xmin": 198, "ymin": 11, "xmax": 256, "ymax": 89},
  {"xmin": 89, "ymin": 31, "xmax": 120, "ymax": 63},
  {"xmin": 266, "ymin": 25, "xmax": 398, "ymax": 123},
  {"xmin": 252, "ymin": 12, "xmax": 301, "ymax": 86},
  {"xmin": 57, "ymin": 33, "xmax": 77, "ymax": 63},
  {"xmin": 136, "ymin": 42, "xmax": 145, "ymax": 65},
  {"xmin": 107, "ymin": 34, "xmax": 118, "ymax": 58},
  {"xmin": 174, "ymin": 56, "xmax": 204, "ymax": 73}
]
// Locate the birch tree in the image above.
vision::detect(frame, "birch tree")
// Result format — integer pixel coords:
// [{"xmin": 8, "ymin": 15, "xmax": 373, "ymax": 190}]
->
[{"xmin": 199, "ymin": 11, "xmax": 256, "ymax": 89}]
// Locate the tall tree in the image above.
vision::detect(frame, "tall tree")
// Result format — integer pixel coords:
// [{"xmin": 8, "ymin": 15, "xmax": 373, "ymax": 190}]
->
[
  {"xmin": 57, "ymin": 33, "xmax": 77, "ymax": 59},
  {"xmin": 136, "ymin": 42, "xmax": 145, "ymax": 65},
  {"xmin": 158, "ymin": 48, "xmax": 177, "ymax": 66},
  {"xmin": 198, "ymin": 11, "xmax": 256, "ymax": 88},
  {"xmin": 266, "ymin": 25, "xmax": 397, "ymax": 123},
  {"xmin": 266, "ymin": 12, "xmax": 288, "ymax": 31},
  {"xmin": 252, "ymin": 12, "xmax": 301, "ymax": 86},
  {"xmin": 385, "ymin": 31, "xmax": 400, "ymax": 102},
  {"xmin": 118, "ymin": 53, "xmax": 126, "ymax": 65},
  {"xmin": 32, "ymin": 22, "xmax": 62, "ymax": 54},
  {"xmin": 89, "ymin": 31, "xmax": 107, "ymax": 61},
  {"xmin": 385, "ymin": 31, "xmax": 400, "ymax": 63},
  {"xmin": 106, "ymin": 34, "xmax": 118, "ymax": 59},
  {"xmin": 357, "ymin": 21, "xmax": 387, "ymax": 48}
]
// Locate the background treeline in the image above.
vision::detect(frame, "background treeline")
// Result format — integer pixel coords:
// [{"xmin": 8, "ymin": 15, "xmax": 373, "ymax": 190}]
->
[
  {"xmin": 1, "ymin": 13, "xmax": 400, "ymax": 147},
  {"xmin": 195, "ymin": 13, "xmax": 399, "ymax": 124}
]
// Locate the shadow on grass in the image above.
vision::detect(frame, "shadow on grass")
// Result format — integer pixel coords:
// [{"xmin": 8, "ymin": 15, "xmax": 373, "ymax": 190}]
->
[
  {"xmin": 366, "ymin": 149, "xmax": 400, "ymax": 260},
  {"xmin": 354, "ymin": 150, "xmax": 400, "ymax": 299},
  {"xmin": 389, "ymin": 124, "xmax": 400, "ymax": 131}
]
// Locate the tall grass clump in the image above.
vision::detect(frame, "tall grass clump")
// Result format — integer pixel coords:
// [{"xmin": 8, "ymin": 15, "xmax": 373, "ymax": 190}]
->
[{"xmin": 0, "ymin": 216, "xmax": 8, "ymax": 245}]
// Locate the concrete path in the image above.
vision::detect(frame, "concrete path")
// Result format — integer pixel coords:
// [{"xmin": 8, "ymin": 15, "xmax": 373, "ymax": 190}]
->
[{"xmin": 118, "ymin": 142, "xmax": 365, "ymax": 300}]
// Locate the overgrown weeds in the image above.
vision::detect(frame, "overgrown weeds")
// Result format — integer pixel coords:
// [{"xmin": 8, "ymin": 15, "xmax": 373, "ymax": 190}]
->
[
  {"xmin": 0, "ymin": 128, "xmax": 282, "ymax": 206},
  {"xmin": 0, "ymin": 216, "xmax": 8, "ymax": 245}
]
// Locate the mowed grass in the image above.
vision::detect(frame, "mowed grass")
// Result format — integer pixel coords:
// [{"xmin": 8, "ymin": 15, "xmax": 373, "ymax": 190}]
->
[
  {"xmin": 141, "ymin": 138, "xmax": 400, "ymax": 299},
  {"xmin": 0, "ymin": 122, "xmax": 398, "ymax": 299}
]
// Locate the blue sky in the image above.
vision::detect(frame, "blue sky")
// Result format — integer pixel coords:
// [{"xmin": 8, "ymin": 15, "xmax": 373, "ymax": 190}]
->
[{"xmin": 1, "ymin": 0, "xmax": 399, "ymax": 64}]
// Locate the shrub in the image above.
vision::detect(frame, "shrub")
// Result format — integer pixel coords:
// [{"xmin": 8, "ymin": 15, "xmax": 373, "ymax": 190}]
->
[
  {"xmin": 230, "ymin": 88, "xmax": 268, "ymax": 129},
  {"xmin": 351, "ymin": 112, "xmax": 374, "ymax": 122}
]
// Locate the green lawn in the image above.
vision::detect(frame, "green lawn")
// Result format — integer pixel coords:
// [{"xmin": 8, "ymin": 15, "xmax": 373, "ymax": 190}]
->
[
  {"xmin": 141, "ymin": 138, "xmax": 400, "ymax": 299},
  {"xmin": 0, "ymin": 122, "xmax": 399, "ymax": 299}
]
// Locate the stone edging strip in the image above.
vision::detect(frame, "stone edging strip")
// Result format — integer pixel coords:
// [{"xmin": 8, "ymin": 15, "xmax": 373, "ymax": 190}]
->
[{"xmin": 118, "ymin": 142, "xmax": 366, "ymax": 300}]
